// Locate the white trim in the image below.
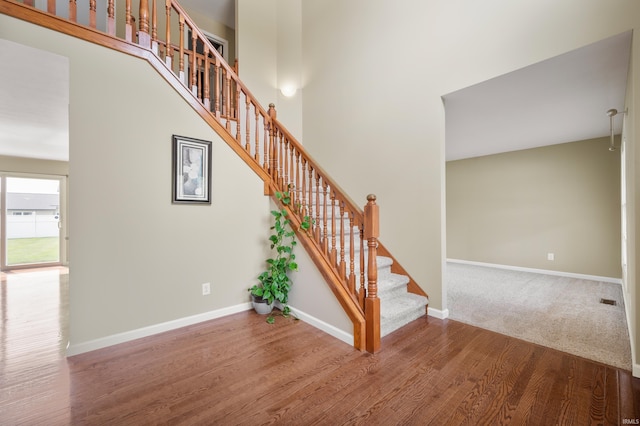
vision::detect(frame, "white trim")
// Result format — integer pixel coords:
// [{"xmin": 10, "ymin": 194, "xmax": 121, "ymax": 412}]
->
[
  {"xmin": 66, "ymin": 303, "xmax": 355, "ymax": 357},
  {"xmin": 447, "ymin": 258, "xmax": 622, "ymax": 284},
  {"xmin": 66, "ymin": 303, "xmax": 252, "ymax": 356},
  {"xmin": 427, "ymin": 307, "xmax": 449, "ymax": 319},
  {"xmin": 288, "ymin": 306, "xmax": 353, "ymax": 346},
  {"xmin": 620, "ymin": 273, "xmax": 638, "ymax": 377}
]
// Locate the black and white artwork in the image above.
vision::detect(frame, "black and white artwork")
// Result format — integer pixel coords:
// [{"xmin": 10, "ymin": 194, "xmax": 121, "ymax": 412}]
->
[{"xmin": 172, "ymin": 135, "xmax": 212, "ymax": 204}]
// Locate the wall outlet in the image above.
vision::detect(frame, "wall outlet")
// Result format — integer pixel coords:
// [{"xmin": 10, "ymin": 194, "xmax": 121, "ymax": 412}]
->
[
  {"xmin": 202, "ymin": 282, "xmax": 211, "ymax": 295},
  {"xmin": 547, "ymin": 253, "xmax": 555, "ymax": 261}
]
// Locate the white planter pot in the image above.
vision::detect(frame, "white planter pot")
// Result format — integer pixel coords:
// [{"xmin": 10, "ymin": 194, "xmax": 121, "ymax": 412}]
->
[{"xmin": 251, "ymin": 295, "xmax": 274, "ymax": 315}]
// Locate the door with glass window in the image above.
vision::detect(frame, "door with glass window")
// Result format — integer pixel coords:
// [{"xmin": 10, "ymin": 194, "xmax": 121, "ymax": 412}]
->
[{"xmin": 1, "ymin": 175, "xmax": 64, "ymax": 270}]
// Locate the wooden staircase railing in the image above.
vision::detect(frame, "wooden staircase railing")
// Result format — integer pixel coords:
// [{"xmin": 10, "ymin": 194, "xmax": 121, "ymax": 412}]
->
[{"xmin": 1, "ymin": 0, "xmax": 427, "ymax": 353}]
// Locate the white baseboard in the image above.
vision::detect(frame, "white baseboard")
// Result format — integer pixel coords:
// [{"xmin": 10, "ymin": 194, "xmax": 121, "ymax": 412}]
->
[
  {"xmin": 66, "ymin": 303, "xmax": 252, "ymax": 356},
  {"xmin": 66, "ymin": 303, "xmax": 355, "ymax": 357},
  {"xmin": 447, "ymin": 259, "xmax": 622, "ymax": 284},
  {"xmin": 427, "ymin": 307, "xmax": 449, "ymax": 319},
  {"xmin": 288, "ymin": 306, "xmax": 353, "ymax": 347}
]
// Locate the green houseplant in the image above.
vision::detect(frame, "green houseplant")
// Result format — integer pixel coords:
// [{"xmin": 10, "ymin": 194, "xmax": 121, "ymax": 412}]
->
[{"xmin": 249, "ymin": 190, "xmax": 310, "ymax": 323}]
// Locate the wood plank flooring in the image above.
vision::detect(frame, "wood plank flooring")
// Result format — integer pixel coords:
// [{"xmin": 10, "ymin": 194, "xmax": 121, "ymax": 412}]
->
[{"xmin": 1, "ymin": 268, "xmax": 639, "ymax": 425}]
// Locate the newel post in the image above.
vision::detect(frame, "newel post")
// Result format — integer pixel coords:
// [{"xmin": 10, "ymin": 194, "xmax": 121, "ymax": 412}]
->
[
  {"xmin": 364, "ymin": 194, "xmax": 380, "ymax": 353},
  {"xmin": 268, "ymin": 104, "xmax": 278, "ymax": 181}
]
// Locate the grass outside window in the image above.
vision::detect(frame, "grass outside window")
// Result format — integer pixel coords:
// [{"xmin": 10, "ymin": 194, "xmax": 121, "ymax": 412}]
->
[{"xmin": 7, "ymin": 237, "xmax": 59, "ymax": 265}]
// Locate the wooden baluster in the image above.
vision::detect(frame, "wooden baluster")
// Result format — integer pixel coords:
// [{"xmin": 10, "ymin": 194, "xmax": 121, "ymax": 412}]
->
[
  {"xmin": 364, "ymin": 194, "xmax": 380, "ymax": 353},
  {"xmin": 89, "ymin": 0, "xmax": 96, "ymax": 28},
  {"xmin": 218, "ymin": 68, "xmax": 224, "ymax": 116},
  {"xmin": 339, "ymin": 201, "xmax": 346, "ymax": 280},
  {"xmin": 197, "ymin": 57, "xmax": 203, "ymax": 101},
  {"xmin": 214, "ymin": 58, "xmax": 221, "ymax": 117},
  {"xmin": 322, "ymin": 181, "xmax": 329, "ymax": 254},
  {"xmin": 69, "ymin": 0, "xmax": 77, "ymax": 23},
  {"xmin": 47, "ymin": 0, "xmax": 55, "ymax": 14},
  {"xmin": 138, "ymin": 0, "xmax": 150, "ymax": 48},
  {"xmin": 255, "ymin": 109, "xmax": 262, "ymax": 164},
  {"xmin": 24, "ymin": 0, "xmax": 34, "ymax": 6},
  {"xmin": 308, "ymin": 164, "xmax": 314, "ymax": 236},
  {"xmin": 203, "ymin": 47, "xmax": 210, "ymax": 110},
  {"xmin": 330, "ymin": 191, "xmax": 337, "ymax": 266},
  {"xmin": 294, "ymin": 151, "xmax": 301, "ymax": 213},
  {"xmin": 165, "ymin": 0, "xmax": 172, "ymax": 68},
  {"xmin": 267, "ymin": 104, "xmax": 277, "ymax": 177},
  {"xmin": 349, "ymin": 211, "xmax": 356, "ymax": 296},
  {"xmin": 283, "ymin": 137, "xmax": 289, "ymax": 188},
  {"xmin": 235, "ymin": 84, "xmax": 241, "ymax": 139},
  {"xmin": 263, "ymin": 114, "xmax": 269, "ymax": 172},
  {"xmin": 245, "ymin": 97, "xmax": 251, "ymax": 152},
  {"xmin": 301, "ymin": 157, "xmax": 308, "ymax": 219},
  {"xmin": 314, "ymin": 173, "xmax": 321, "ymax": 244},
  {"xmin": 190, "ymin": 31, "xmax": 197, "ymax": 94},
  {"xmin": 107, "ymin": 0, "xmax": 115, "ymax": 35},
  {"xmin": 151, "ymin": 0, "xmax": 158, "ymax": 53},
  {"xmin": 225, "ymin": 73, "xmax": 232, "ymax": 129},
  {"xmin": 289, "ymin": 144, "xmax": 296, "ymax": 204},
  {"xmin": 359, "ymin": 223, "xmax": 365, "ymax": 307},
  {"xmin": 278, "ymin": 132, "xmax": 284, "ymax": 187},
  {"xmin": 125, "ymin": 0, "xmax": 132, "ymax": 42},
  {"xmin": 178, "ymin": 15, "xmax": 185, "ymax": 83}
]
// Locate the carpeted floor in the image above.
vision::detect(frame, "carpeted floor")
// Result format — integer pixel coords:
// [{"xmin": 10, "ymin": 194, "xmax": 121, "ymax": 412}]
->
[{"xmin": 446, "ymin": 262, "xmax": 632, "ymax": 371}]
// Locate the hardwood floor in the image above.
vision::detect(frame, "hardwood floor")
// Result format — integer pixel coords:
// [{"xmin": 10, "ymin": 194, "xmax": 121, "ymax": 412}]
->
[{"xmin": 1, "ymin": 269, "xmax": 639, "ymax": 425}]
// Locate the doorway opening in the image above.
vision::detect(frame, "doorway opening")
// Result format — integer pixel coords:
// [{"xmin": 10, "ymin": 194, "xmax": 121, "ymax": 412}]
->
[{"xmin": 1, "ymin": 174, "xmax": 67, "ymax": 271}]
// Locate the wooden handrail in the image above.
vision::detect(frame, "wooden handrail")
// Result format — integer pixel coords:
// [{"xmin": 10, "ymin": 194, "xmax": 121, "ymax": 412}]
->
[{"xmin": 1, "ymin": 0, "xmax": 428, "ymax": 352}]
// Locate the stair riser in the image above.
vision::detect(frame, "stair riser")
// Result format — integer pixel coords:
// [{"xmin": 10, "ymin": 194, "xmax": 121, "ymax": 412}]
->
[{"xmin": 381, "ymin": 306, "xmax": 426, "ymax": 337}]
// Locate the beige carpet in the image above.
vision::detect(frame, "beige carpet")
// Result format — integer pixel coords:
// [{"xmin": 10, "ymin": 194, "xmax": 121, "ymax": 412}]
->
[{"xmin": 446, "ymin": 262, "xmax": 632, "ymax": 371}]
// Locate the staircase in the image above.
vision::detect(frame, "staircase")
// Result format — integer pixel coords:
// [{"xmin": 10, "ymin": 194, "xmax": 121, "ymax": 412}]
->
[
  {"xmin": 2, "ymin": 0, "xmax": 429, "ymax": 352},
  {"xmin": 313, "ymin": 191, "xmax": 429, "ymax": 338}
]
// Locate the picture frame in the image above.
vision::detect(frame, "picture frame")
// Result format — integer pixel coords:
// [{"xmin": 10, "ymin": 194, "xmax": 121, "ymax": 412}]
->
[{"xmin": 172, "ymin": 135, "xmax": 212, "ymax": 204}]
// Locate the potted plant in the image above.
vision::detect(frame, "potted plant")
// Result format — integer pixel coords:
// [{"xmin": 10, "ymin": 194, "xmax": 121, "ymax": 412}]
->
[{"xmin": 249, "ymin": 190, "xmax": 310, "ymax": 323}]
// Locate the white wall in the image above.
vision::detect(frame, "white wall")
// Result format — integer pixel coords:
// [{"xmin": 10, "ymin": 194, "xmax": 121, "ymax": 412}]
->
[
  {"xmin": 624, "ymin": 29, "xmax": 640, "ymax": 376},
  {"xmin": 0, "ymin": 15, "xmax": 271, "ymax": 351}
]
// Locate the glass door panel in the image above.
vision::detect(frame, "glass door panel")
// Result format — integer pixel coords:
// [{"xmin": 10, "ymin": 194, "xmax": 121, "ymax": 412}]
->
[{"xmin": 5, "ymin": 177, "xmax": 61, "ymax": 267}]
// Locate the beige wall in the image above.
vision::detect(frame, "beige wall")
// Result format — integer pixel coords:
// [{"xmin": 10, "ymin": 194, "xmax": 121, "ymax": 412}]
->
[
  {"xmin": 447, "ymin": 138, "xmax": 621, "ymax": 278},
  {"xmin": 0, "ymin": 156, "xmax": 68, "ymax": 176},
  {"xmin": 236, "ymin": 0, "xmax": 303, "ymax": 140},
  {"xmin": 0, "ymin": 15, "xmax": 270, "ymax": 349},
  {"xmin": 236, "ymin": 0, "xmax": 640, "ymax": 373},
  {"xmin": 236, "ymin": 0, "xmax": 277, "ymax": 112}
]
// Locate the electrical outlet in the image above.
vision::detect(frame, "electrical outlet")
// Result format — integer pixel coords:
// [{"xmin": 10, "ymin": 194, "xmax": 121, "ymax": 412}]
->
[
  {"xmin": 202, "ymin": 282, "xmax": 211, "ymax": 295},
  {"xmin": 547, "ymin": 253, "xmax": 555, "ymax": 261}
]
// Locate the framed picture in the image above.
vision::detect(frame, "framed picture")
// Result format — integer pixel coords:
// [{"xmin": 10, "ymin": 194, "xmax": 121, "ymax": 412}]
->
[{"xmin": 172, "ymin": 135, "xmax": 212, "ymax": 204}]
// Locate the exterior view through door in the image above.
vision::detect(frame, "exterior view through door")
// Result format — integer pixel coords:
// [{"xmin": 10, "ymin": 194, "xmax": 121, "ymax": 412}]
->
[{"xmin": 1, "ymin": 176, "xmax": 64, "ymax": 270}]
